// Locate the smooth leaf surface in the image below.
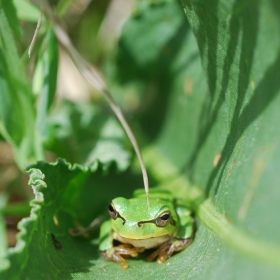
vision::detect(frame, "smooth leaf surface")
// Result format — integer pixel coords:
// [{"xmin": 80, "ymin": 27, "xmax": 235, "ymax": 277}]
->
[
  {"xmin": 141, "ymin": 0, "xmax": 280, "ymax": 279},
  {"xmin": 181, "ymin": 0, "xmax": 280, "ymax": 248}
]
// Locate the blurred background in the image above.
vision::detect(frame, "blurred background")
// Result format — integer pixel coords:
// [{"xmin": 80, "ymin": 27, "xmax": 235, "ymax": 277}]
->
[{"xmin": 0, "ymin": 0, "xmax": 139, "ymax": 247}]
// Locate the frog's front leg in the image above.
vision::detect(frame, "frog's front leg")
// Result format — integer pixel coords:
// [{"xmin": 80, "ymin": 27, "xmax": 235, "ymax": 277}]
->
[
  {"xmin": 99, "ymin": 220, "xmax": 144, "ymax": 269},
  {"xmin": 147, "ymin": 208, "xmax": 194, "ymax": 264},
  {"xmin": 147, "ymin": 236, "xmax": 192, "ymax": 264}
]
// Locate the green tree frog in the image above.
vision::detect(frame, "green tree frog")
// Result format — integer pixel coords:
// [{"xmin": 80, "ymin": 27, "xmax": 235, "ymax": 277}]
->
[{"xmin": 99, "ymin": 188, "xmax": 194, "ymax": 268}]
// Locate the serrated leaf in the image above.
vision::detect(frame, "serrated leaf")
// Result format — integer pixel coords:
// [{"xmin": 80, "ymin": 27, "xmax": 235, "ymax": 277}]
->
[{"xmin": 0, "ymin": 160, "xmax": 143, "ymax": 279}]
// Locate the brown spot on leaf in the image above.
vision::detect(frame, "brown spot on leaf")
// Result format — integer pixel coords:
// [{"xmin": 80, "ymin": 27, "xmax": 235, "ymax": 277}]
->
[
  {"xmin": 184, "ymin": 77, "xmax": 193, "ymax": 95},
  {"xmin": 53, "ymin": 214, "xmax": 59, "ymax": 226},
  {"xmin": 213, "ymin": 153, "xmax": 222, "ymax": 168},
  {"xmin": 227, "ymin": 161, "xmax": 235, "ymax": 176}
]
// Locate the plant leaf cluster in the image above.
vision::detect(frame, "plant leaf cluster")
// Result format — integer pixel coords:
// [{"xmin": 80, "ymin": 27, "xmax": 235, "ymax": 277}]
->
[{"xmin": 1, "ymin": 0, "xmax": 280, "ymax": 279}]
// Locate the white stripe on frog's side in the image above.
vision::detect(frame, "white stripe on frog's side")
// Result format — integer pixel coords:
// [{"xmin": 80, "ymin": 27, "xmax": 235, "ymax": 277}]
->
[{"xmin": 112, "ymin": 232, "xmax": 171, "ymax": 249}]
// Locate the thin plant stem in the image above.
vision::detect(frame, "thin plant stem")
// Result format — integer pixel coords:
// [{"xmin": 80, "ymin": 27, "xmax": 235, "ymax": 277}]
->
[
  {"xmin": 29, "ymin": 0, "xmax": 150, "ymax": 209},
  {"xmin": 28, "ymin": 11, "xmax": 43, "ymax": 58}
]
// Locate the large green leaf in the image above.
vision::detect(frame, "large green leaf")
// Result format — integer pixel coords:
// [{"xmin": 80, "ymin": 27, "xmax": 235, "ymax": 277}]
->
[
  {"xmin": 108, "ymin": 0, "xmax": 280, "ymax": 278},
  {"xmin": 142, "ymin": 0, "xmax": 280, "ymax": 279}
]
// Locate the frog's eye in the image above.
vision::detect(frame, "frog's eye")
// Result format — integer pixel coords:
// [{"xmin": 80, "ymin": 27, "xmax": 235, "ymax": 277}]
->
[
  {"xmin": 155, "ymin": 211, "xmax": 171, "ymax": 227},
  {"xmin": 108, "ymin": 203, "xmax": 126, "ymax": 224},
  {"xmin": 108, "ymin": 203, "xmax": 118, "ymax": 219}
]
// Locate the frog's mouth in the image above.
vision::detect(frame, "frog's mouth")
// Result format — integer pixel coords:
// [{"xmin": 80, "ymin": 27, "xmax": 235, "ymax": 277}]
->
[{"xmin": 112, "ymin": 232, "xmax": 171, "ymax": 249}]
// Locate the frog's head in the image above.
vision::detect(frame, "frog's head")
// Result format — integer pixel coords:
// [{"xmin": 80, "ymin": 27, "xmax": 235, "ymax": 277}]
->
[{"xmin": 108, "ymin": 197, "xmax": 179, "ymax": 239}]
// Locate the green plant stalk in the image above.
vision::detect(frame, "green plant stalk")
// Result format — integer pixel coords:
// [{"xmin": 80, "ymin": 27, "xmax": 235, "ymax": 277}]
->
[
  {"xmin": 197, "ymin": 199, "xmax": 280, "ymax": 269},
  {"xmin": 0, "ymin": 215, "xmax": 7, "ymax": 259},
  {"xmin": 0, "ymin": 202, "xmax": 31, "ymax": 218}
]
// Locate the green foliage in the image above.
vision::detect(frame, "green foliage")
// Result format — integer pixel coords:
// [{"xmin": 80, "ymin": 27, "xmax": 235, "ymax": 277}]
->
[
  {"xmin": 35, "ymin": 26, "xmax": 59, "ymax": 160},
  {"xmin": 0, "ymin": 1, "xmax": 37, "ymax": 169},
  {"xmin": 1, "ymin": 0, "xmax": 22, "ymax": 38},
  {"xmin": 13, "ymin": 0, "xmax": 41, "ymax": 22},
  {"xmin": 1, "ymin": 0, "xmax": 280, "ymax": 279},
  {"xmin": 45, "ymin": 100, "xmax": 131, "ymax": 169}
]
